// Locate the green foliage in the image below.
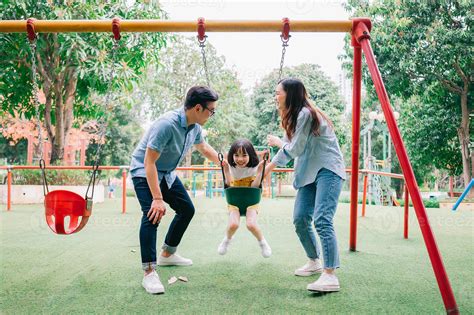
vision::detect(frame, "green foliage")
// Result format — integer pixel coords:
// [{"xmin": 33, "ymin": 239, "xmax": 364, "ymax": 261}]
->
[
  {"xmin": 399, "ymin": 197, "xmax": 440, "ymax": 209},
  {"xmin": 129, "ymin": 36, "xmax": 255, "ymax": 152},
  {"xmin": 398, "ymin": 94, "xmax": 463, "ymax": 176},
  {"xmin": 250, "ymin": 64, "xmax": 348, "ymax": 154},
  {"xmin": 341, "ymin": 0, "xmax": 473, "ymax": 182},
  {"xmin": 85, "ymin": 103, "xmax": 143, "ymax": 167},
  {"xmin": 12, "ymin": 169, "xmax": 89, "ymax": 185},
  {"xmin": 0, "ymin": 1, "xmax": 169, "ymax": 162},
  {"xmin": 0, "ymin": 137, "xmax": 27, "ymax": 165}
]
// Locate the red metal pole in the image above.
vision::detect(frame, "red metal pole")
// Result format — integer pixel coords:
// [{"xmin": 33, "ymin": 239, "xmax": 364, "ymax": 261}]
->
[
  {"xmin": 349, "ymin": 34, "xmax": 362, "ymax": 252},
  {"xmin": 404, "ymin": 183, "xmax": 409, "ymax": 239},
  {"xmin": 353, "ymin": 19, "xmax": 458, "ymax": 315},
  {"xmin": 122, "ymin": 168, "xmax": 127, "ymax": 214},
  {"xmin": 7, "ymin": 169, "xmax": 12, "ymax": 211},
  {"xmin": 362, "ymin": 174, "xmax": 368, "ymax": 217}
]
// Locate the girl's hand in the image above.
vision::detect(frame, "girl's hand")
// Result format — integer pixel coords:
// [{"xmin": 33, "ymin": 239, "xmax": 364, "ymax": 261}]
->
[{"xmin": 267, "ymin": 135, "xmax": 284, "ymax": 148}]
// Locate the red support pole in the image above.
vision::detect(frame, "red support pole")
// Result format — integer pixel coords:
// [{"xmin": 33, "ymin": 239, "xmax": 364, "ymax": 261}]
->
[
  {"xmin": 353, "ymin": 19, "xmax": 459, "ymax": 315},
  {"xmin": 362, "ymin": 174, "xmax": 368, "ymax": 217},
  {"xmin": 349, "ymin": 33, "xmax": 362, "ymax": 252},
  {"xmin": 7, "ymin": 169, "xmax": 12, "ymax": 211},
  {"xmin": 404, "ymin": 183, "xmax": 409, "ymax": 239},
  {"xmin": 27, "ymin": 134, "xmax": 33, "ymax": 165},
  {"xmin": 122, "ymin": 168, "xmax": 127, "ymax": 214}
]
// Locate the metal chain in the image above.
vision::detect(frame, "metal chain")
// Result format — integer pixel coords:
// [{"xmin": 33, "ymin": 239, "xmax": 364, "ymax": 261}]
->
[
  {"xmin": 29, "ymin": 39, "xmax": 44, "ymax": 163},
  {"xmin": 91, "ymin": 39, "xmax": 119, "ymax": 166},
  {"xmin": 278, "ymin": 35, "xmax": 290, "ymax": 82},
  {"xmin": 28, "ymin": 37, "xmax": 50, "ymax": 195},
  {"xmin": 85, "ymin": 38, "xmax": 120, "ymax": 201},
  {"xmin": 273, "ymin": 35, "xmax": 291, "ymax": 122},
  {"xmin": 198, "ymin": 36, "xmax": 211, "ymax": 87}
]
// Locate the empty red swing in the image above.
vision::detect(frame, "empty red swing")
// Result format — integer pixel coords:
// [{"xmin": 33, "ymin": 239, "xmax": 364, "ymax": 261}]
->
[{"xmin": 26, "ymin": 18, "xmax": 121, "ymax": 234}]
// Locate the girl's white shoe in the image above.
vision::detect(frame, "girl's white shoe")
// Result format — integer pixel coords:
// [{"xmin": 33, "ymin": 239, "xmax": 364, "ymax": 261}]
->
[
  {"xmin": 259, "ymin": 239, "xmax": 272, "ymax": 258},
  {"xmin": 218, "ymin": 237, "xmax": 232, "ymax": 255}
]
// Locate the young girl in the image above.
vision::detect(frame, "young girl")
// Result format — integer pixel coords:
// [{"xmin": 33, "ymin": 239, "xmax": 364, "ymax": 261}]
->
[{"xmin": 218, "ymin": 139, "xmax": 272, "ymax": 258}]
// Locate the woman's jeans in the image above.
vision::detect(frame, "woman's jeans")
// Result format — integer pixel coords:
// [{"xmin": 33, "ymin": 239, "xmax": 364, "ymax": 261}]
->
[
  {"xmin": 293, "ymin": 168, "xmax": 343, "ymax": 269},
  {"xmin": 133, "ymin": 176, "xmax": 195, "ymax": 270}
]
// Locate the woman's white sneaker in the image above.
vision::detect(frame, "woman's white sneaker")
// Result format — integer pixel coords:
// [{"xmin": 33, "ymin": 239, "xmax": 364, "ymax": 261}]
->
[
  {"xmin": 157, "ymin": 253, "xmax": 193, "ymax": 266},
  {"xmin": 307, "ymin": 272, "xmax": 340, "ymax": 292},
  {"xmin": 259, "ymin": 239, "xmax": 272, "ymax": 258},
  {"xmin": 142, "ymin": 270, "xmax": 165, "ymax": 294},
  {"xmin": 294, "ymin": 259, "xmax": 323, "ymax": 276},
  {"xmin": 218, "ymin": 237, "xmax": 232, "ymax": 255}
]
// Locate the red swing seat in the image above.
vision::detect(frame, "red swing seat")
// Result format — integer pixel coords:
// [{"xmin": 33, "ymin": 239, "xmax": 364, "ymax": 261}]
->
[{"xmin": 44, "ymin": 190, "xmax": 92, "ymax": 235}]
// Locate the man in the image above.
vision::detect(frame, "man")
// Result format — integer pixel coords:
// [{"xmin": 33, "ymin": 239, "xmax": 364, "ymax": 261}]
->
[{"xmin": 130, "ymin": 86, "xmax": 220, "ymax": 294}]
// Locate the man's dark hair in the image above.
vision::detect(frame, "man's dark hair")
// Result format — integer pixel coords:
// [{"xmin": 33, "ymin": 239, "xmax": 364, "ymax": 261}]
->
[{"xmin": 184, "ymin": 86, "xmax": 219, "ymax": 109}]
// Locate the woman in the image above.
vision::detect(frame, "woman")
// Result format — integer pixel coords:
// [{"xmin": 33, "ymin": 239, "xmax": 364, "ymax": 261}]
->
[{"xmin": 265, "ymin": 78, "xmax": 346, "ymax": 292}]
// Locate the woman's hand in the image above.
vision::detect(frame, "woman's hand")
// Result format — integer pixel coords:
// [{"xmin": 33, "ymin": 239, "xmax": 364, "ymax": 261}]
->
[
  {"xmin": 147, "ymin": 199, "xmax": 167, "ymax": 224},
  {"xmin": 267, "ymin": 135, "xmax": 284, "ymax": 148},
  {"xmin": 264, "ymin": 161, "xmax": 277, "ymax": 179}
]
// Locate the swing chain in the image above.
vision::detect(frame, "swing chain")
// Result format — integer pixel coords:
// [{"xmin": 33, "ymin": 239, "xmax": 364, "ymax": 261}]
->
[
  {"xmin": 273, "ymin": 34, "xmax": 291, "ymax": 123},
  {"xmin": 85, "ymin": 37, "xmax": 120, "ymax": 201},
  {"xmin": 278, "ymin": 34, "xmax": 290, "ymax": 82},
  {"xmin": 198, "ymin": 36, "xmax": 211, "ymax": 87},
  {"xmin": 28, "ymin": 32, "xmax": 50, "ymax": 195}
]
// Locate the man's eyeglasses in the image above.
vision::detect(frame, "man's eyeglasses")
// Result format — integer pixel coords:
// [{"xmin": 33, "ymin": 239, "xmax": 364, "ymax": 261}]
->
[{"xmin": 203, "ymin": 106, "xmax": 216, "ymax": 117}]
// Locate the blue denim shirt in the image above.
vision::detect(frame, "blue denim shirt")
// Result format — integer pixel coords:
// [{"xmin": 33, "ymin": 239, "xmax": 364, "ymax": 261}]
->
[
  {"xmin": 130, "ymin": 107, "xmax": 203, "ymax": 188},
  {"xmin": 272, "ymin": 107, "xmax": 346, "ymax": 189}
]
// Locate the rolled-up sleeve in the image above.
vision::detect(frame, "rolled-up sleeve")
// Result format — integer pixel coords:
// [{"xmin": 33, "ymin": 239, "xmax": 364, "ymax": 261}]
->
[
  {"xmin": 193, "ymin": 125, "xmax": 204, "ymax": 145},
  {"xmin": 272, "ymin": 110, "xmax": 312, "ymax": 167},
  {"xmin": 146, "ymin": 119, "xmax": 172, "ymax": 153}
]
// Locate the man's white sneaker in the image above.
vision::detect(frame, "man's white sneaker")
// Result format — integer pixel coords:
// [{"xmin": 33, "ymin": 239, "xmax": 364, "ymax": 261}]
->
[
  {"xmin": 294, "ymin": 259, "xmax": 323, "ymax": 276},
  {"xmin": 218, "ymin": 237, "xmax": 232, "ymax": 255},
  {"xmin": 259, "ymin": 239, "xmax": 272, "ymax": 258},
  {"xmin": 157, "ymin": 253, "xmax": 193, "ymax": 266},
  {"xmin": 142, "ymin": 270, "xmax": 165, "ymax": 294},
  {"xmin": 307, "ymin": 272, "xmax": 340, "ymax": 292}
]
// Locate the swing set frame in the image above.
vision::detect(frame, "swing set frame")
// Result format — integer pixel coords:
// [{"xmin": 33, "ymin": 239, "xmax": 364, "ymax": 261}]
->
[{"xmin": 0, "ymin": 18, "xmax": 459, "ymax": 314}]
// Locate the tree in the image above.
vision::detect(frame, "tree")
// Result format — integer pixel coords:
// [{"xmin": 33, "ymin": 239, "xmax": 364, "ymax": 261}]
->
[
  {"xmin": 85, "ymin": 102, "xmax": 143, "ymax": 168},
  {"xmin": 128, "ymin": 36, "xmax": 255, "ymax": 157},
  {"xmin": 342, "ymin": 0, "xmax": 473, "ymax": 189},
  {"xmin": 250, "ymin": 64, "xmax": 348, "ymax": 159},
  {"xmin": 0, "ymin": 1, "xmax": 168, "ymax": 164}
]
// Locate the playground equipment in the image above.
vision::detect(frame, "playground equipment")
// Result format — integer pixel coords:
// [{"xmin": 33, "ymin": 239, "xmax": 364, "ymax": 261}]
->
[
  {"xmin": 24, "ymin": 18, "xmax": 121, "ymax": 234},
  {"xmin": 452, "ymin": 179, "xmax": 474, "ymax": 211},
  {"xmin": 218, "ymin": 152, "xmax": 268, "ymax": 216},
  {"xmin": 0, "ymin": 18, "xmax": 458, "ymax": 313},
  {"xmin": 362, "ymin": 110, "xmax": 400, "ymax": 206}
]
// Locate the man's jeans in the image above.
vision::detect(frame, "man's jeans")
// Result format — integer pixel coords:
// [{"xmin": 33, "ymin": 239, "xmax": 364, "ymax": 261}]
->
[
  {"xmin": 293, "ymin": 168, "xmax": 343, "ymax": 269},
  {"xmin": 133, "ymin": 176, "xmax": 195, "ymax": 270}
]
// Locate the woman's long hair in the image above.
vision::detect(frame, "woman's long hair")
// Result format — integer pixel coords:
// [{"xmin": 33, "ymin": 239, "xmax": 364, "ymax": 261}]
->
[{"xmin": 278, "ymin": 78, "xmax": 334, "ymax": 140}]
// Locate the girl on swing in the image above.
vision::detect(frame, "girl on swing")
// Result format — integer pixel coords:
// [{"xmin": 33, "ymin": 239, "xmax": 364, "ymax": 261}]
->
[{"xmin": 218, "ymin": 139, "xmax": 272, "ymax": 258}]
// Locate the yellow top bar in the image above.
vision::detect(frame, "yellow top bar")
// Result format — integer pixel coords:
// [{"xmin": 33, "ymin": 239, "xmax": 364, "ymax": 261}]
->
[{"xmin": 0, "ymin": 20, "xmax": 353, "ymax": 33}]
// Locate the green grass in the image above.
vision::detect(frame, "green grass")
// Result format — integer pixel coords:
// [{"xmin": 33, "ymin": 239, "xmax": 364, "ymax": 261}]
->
[{"xmin": 1, "ymin": 197, "xmax": 473, "ymax": 314}]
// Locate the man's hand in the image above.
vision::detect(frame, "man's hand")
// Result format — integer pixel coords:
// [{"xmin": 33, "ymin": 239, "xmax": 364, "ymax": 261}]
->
[
  {"xmin": 222, "ymin": 159, "xmax": 230, "ymax": 172},
  {"xmin": 147, "ymin": 199, "xmax": 167, "ymax": 224}
]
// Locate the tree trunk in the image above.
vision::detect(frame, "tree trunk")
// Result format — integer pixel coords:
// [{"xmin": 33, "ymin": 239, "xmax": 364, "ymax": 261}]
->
[
  {"xmin": 48, "ymin": 72, "xmax": 77, "ymax": 165},
  {"xmin": 457, "ymin": 84, "xmax": 472, "ymax": 197}
]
